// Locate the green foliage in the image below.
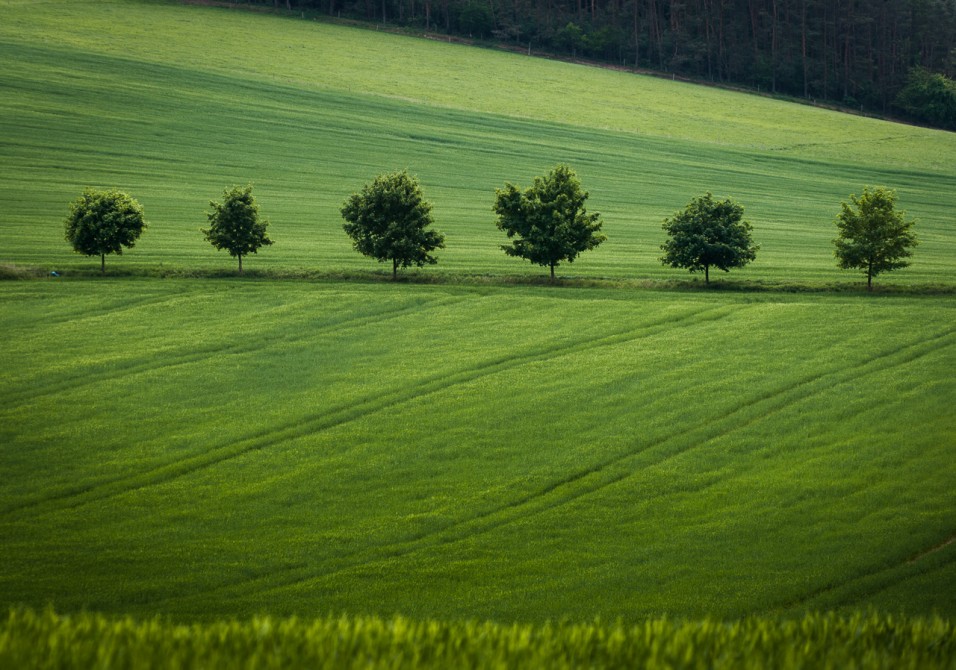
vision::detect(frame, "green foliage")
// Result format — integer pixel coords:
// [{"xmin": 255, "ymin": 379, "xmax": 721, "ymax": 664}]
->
[
  {"xmin": 341, "ymin": 170, "xmax": 445, "ymax": 278},
  {"xmin": 494, "ymin": 164, "xmax": 605, "ymax": 281},
  {"xmin": 555, "ymin": 22, "xmax": 585, "ymax": 56},
  {"xmin": 895, "ymin": 67, "xmax": 956, "ymax": 131},
  {"xmin": 202, "ymin": 185, "xmax": 273, "ymax": 274},
  {"xmin": 834, "ymin": 187, "xmax": 918, "ymax": 291},
  {"xmin": 456, "ymin": 3, "xmax": 494, "ymax": 38},
  {"xmin": 63, "ymin": 188, "xmax": 146, "ymax": 273},
  {"xmin": 2, "ymin": 609, "xmax": 956, "ymax": 670},
  {"xmin": 660, "ymin": 193, "xmax": 758, "ymax": 284}
]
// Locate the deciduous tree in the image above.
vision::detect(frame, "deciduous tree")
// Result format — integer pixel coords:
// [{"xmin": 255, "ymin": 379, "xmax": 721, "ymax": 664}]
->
[
  {"xmin": 494, "ymin": 164, "xmax": 605, "ymax": 282},
  {"xmin": 341, "ymin": 170, "xmax": 445, "ymax": 278},
  {"xmin": 660, "ymin": 193, "xmax": 758, "ymax": 284},
  {"xmin": 64, "ymin": 188, "xmax": 147, "ymax": 273},
  {"xmin": 202, "ymin": 185, "xmax": 273, "ymax": 274},
  {"xmin": 834, "ymin": 186, "xmax": 917, "ymax": 291}
]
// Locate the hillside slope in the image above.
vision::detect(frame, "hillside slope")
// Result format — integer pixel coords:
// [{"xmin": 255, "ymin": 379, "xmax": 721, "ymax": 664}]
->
[{"xmin": 0, "ymin": 0, "xmax": 954, "ymax": 284}]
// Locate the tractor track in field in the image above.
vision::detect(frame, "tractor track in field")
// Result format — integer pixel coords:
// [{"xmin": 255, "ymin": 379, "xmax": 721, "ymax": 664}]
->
[
  {"xmin": 775, "ymin": 531, "xmax": 956, "ymax": 614},
  {"xmin": 0, "ymin": 295, "xmax": 468, "ymax": 515},
  {"xmin": 0, "ymin": 295, "xmax": 462, "ymax": 410},
  {"xmin": 163, "ymin": 325, "xmax": 956, "ymax": 607},
  {"xmin": 20, "ymin": 287, "xmax": 197, "ymax": 327},
  {"xmin": 151, "ymin": 324, "xmax": 955, "ymax": 609},
  {"xmin": 908, "ymin": 535, "xmax": 956, "ymax": 564},
  {"xmin": 0, "ymin": 304, "xmax": 734, "ymax": 522}
]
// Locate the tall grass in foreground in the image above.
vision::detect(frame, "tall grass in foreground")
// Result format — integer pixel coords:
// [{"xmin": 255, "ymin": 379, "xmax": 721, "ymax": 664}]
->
[{"xmin": 2, "ymin": 609, "xmax": 954, "ymax": 669}]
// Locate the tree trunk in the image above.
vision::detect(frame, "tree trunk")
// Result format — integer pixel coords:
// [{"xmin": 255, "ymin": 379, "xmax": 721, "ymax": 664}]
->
[
  {"xmin": 801, "ymin": 0, "xmax": 809, "ymax": 98},
  {"xmin": 771, "ymin": 0, "xmax": 778, "ymax": 92},
  {"xmin": 101, "ymin": 253, "xmax": 105, "ymax": 274},
  {"xmin": 238, "ymin": 254, "xmax": 243, "ymax": 274},
  {"xmin": 632, "ymin": 0, "xmax": 640, "ymax": 67},
  {"xmin": 550, "ymin": 262, "xmax": 556, "ymax": 282},
  {"xmin": 867, "ymin": 260, "xmax": 873, "ymax": 291},
  {"xmin": 705, "ymin": 264, "xmax": 709, "ymax": 284},
  {"xmin": 393, "ymin": 258, "xmax": 398, "ymax": 279}
]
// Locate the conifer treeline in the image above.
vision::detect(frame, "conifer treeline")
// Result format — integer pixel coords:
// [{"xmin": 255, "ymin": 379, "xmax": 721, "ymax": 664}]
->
[{"xmin": 273, "ymin": 0, "xmax": 956, "ymax": 124}]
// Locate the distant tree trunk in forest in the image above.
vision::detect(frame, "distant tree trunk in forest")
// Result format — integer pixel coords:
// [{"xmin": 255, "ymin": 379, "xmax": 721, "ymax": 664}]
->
[
  {"xmin": 771, "ymin": 0, "xmax": 778, "ymax": 92},
  {"xmin": 801, "ymin": 0, "xmax": 809, "ymax": 97}
]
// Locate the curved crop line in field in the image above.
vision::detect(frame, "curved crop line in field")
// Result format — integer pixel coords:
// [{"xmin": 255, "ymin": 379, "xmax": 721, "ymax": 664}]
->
[
  {"xmin": 774, "ymin": 530, "xmax": 956, "ymax": 613},
  {"xmin": 154, "ymin": 316, "xmax": 954, "ymax": 609},
  {"xmin": 0, "ymin": 295, "xmax": 469, "ymax": 516},
  {"xmin": 115, "ymin": 305, "xmax": 745, "ymax": 608},
  {"xmin": 1, "ymin": 303, "xmax": 733, "ymax": 525},
  {"xmin": 907, "ymin": 534, "xmax": 956, "ymax": 564},
  {"xmin": 20, "ymin": 287, "xmax": 197, "ymax": 328},
  {"xmin": 444, "ymin": 326, "xmax": 956, "ymax": 539},
  {"xmin": 212, "ymin": 327, "xmax": 956, "ymax": 605},
  {"xmin": 0, "ymin": 295, "xmax": 463, "ymax": 411}
]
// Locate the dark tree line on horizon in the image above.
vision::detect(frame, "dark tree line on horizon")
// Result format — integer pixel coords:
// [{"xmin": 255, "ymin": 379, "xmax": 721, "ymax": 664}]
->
[{"xmin": 265, "ymin": 0, "xmax": 956, "ymax": 128}]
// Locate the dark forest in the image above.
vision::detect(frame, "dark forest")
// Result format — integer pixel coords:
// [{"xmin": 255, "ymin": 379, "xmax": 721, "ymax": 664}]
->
[{"xmin": 264, "ymin": 0, "xmax": 956, "ymax": 129}]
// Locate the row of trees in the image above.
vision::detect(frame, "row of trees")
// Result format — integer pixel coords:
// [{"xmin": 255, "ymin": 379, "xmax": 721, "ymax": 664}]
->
[
  {"xmin": 64, "ymin": 186, "xmax": 273, "ymax": 274},
  {"xmin": 259, "ymin": 0, "xmax": 956, "ymax": 127},
  {"xmin": 64, "ymin": 168, "xmax": 917, "ymax": 290}
]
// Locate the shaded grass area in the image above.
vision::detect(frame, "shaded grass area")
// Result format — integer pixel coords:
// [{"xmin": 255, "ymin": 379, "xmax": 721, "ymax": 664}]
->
[
  {"xmin": 3, "ymin": 608, "xmax": 956, "ymax": 669},
  {"xmin": 5, "ymin": 262, "xmax": 956, "ymax": 295},
  {"xmin": 1, "ymin": 280, "xmax": 953, "ymax": 621},
  {"xmin": 0, "ymin": 1, "xmax": 954, "ymax": 286}
]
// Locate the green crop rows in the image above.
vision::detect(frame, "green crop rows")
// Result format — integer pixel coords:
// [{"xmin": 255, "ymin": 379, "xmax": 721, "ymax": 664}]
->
[
  {"xmin": 1, "ymin": 0, "xmax": 955, "ymax": 665},
  {"xmin": 2, "ymin": 280, "xmax": 954, "ymax": 621}
]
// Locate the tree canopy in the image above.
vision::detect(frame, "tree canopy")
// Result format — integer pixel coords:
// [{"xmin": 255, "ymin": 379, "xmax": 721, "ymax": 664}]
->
[
  {"xmin": 834, "ymin": 186, "xmax": 918, "ymax": 291},
  {"xmin": 64, "ymin": 188, "xmax": 147, "ymax": 273},
  {"xmin": 660, "ymin": 193, "xmax": 758, "ymax": 284},
  {"xmin": 494, "ymin": 164, "xmax": 605, "ymax": 281},
  {"xmin": 341, "ymin": 170, "xmax": 445, "ymax": 278},
  {"xmin": 894, "ymin": 68, "xmax": 956, "ymax": 131},
  {"xmin": 202, "ymin": 185, "xmax": 273, "ymax": 274}
]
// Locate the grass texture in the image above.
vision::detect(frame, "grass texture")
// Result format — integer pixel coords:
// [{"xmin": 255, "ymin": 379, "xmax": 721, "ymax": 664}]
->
[
  {"xmin": 1, "ymin": 280, "xmax": 954, "ymax": 622},
  {"xmin": 3, "ymin": 608, "xmax": 956, "ymax": 670},
  {"xmin": 1, "ymin": 0, "xmax": 955, "ymax": 651},
  {"xmin": 0, "ymin": 0, "xmax": 954, "ymax": 286}
]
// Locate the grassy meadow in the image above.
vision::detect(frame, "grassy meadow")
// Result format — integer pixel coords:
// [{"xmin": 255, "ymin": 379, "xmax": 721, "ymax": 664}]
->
[
  {"xmin": 1, "ymin": 280, "xmax": 955, "ymax": 622},
  {"xmin": 1, "ymin": 0, "xmax": 956, "ymax": 664},
  {"xmin": 1, "ymin": 0, "xmax": 955, "ymax": 284}
]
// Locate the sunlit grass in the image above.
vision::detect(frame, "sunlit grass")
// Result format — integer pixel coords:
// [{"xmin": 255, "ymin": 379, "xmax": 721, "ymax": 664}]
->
[
  {"xmin": 1, "ymin": 280, "xmax": 953, "ymax": 621},
  {"xmin": 0, "ymin": 0, "xmax": 954, "ymax": 286},
  {"xmin": 3, "ymin": 608, "xmax": 955, "ymax": 669}
]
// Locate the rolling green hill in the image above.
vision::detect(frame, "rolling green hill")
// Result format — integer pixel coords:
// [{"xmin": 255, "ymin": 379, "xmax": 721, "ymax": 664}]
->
[
  {"xmin": 1, "ymin": 0, "xmax": 955, "ymax": 638},
  {"xmin": 1, "ymin": 280, "xmax": 954, "ymax": 621},
  {"xmin": 1, "ymin": 0, "xmax": 954, "ymax": 284}
]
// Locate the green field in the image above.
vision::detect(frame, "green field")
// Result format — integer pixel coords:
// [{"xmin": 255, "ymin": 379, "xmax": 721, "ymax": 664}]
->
[
  {"xmin": 2, "ymin": 280, "xmax": 954, "ymax": 621},
  {"xmin": 1, "ymin": 0, "xmax": 955, "ymax": 285},
  {"xmin": 2, "ymin": 0, "xmax": 956, "ymax": 662}
]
